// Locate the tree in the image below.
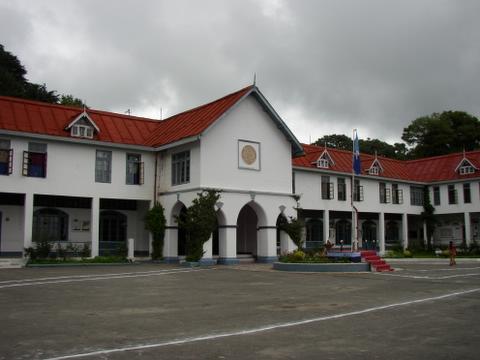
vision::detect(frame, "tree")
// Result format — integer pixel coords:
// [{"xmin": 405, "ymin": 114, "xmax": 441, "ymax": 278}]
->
[
  {"xmin": 145, "ymin": 202, "xmax": 166, "ymax": 260},
  {"xmin": 314, "ymin": 134, "xmax": 352, "ymax": 150},
  {"xmin": 402, "ymin": 111, "xmax": 480, "ymax": 158},
  {"xmin": 59, "ymin": 94, "xmax": 86, "ymax": 108},
  {"xmin": 421, "ymin": 186, "xmax": 436, "ymax": 251},
  {"xmin": 176, "ymin": 190, "xmax": 221, "ymax": 262}
]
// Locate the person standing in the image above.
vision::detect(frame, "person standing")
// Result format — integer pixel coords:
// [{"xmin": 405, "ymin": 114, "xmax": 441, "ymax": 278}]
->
[{"xmin": 449, "ymin": 241, "xmax": 457, "ymax": 266}]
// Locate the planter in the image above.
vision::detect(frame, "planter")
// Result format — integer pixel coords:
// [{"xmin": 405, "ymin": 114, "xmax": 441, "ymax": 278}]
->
[{"xmin": 273, "ymin": 262, "xmax": 370, "ymax": 272}]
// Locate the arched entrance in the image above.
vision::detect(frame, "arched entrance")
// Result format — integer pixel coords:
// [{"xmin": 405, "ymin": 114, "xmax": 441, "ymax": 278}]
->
[
  {"xmin": 362, "ymin": 220, "xmax": 377, "ymax": 249},
  {"xmin": 33, "ymin": 208, "xmax": 68, "ymax": 242},
  {"xmin": 99, "ymin": 210, "xmax": 127, "ymax": 255},
  {"xmin": 305, "ymin": 218, "xmax": 323, "ymax": 250},
  {"xmin": 336, "ymin": 219, "xmax": 351, "ymax": 244},
  {"xmin": 237, "ymin": 204, "xmax": 258, "ymax": 256},
  {"xmin": 386, "ymin": 221, "xmax": 400, "ymax": 244}
]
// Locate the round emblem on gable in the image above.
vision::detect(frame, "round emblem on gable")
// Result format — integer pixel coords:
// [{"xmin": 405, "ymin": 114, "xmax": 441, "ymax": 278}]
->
[{"xmin": 241, "ymin": 145, "xmax": 257, "ymax": 165}]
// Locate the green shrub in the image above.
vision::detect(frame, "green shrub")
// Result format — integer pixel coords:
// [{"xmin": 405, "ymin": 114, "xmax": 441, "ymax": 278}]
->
[
  {"xmin": 145, "ymin": 202, "xmax": 166, "ymax": 260},
  {"xmin": 80, "ymin": 243, "xmax": 91, "ymax": 258}
]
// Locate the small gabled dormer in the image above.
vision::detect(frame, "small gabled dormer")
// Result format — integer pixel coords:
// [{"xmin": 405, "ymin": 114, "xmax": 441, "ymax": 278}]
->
[
  {"xmin": 454, "ymin": 154, "xmax": 477, "ymax": 176},
  {"xmin": 65, "ymin": 110, "xmax": 99, "ymax": 139},
  {"xmin": 367, "ymin": 154, "xmax": 383, "ymax": 176},
  {"xmin": 315, "ymin": 148, "xmax": 335, "ymax": 169}
]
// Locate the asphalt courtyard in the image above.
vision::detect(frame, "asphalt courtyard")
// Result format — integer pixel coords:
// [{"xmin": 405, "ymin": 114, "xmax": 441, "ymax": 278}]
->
[{"xmin": 0, "ymin": 260, "xmax": 479, "ymax": 360}]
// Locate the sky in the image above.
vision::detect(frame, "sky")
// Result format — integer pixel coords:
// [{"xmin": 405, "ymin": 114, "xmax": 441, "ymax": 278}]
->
[{"xmin": 1, "ymin": 0, "xmax": 480, "ymax": 145}]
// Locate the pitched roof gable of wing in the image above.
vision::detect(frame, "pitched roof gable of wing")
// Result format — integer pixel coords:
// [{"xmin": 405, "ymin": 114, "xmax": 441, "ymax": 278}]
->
[
  {"xmin": 144, "ymin": 85, "xmax": 304, "ymax": 156},
  {"xmin": 294, "ymin": 144, "xmax": 480, "ymax": 183},
  {"xmin": 0, "ymin": 86, "xmax": 304, "ymax": 156}
]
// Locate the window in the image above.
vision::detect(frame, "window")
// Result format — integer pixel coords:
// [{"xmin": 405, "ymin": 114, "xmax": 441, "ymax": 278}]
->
[
  {"xmin": 321, "ymin": 176, "xmax": 333, "ymax": 200},
  {"xmin": 369, "ymin": 166, "xmax": 380, "ymax": 175},
  {"xmin": 172, "ymin": 151, "xmax": 190, "ymax": 185},
  {"xmin": 392, "ymin": 184, "xmax": 403, "ymax": 204},
  {"xmin": 69, "ymin": 116, "xmax": 96, "ymax": 139},
  {"xmin": 353, "ymin": 179, "xmax": 364, "ymax": 201},
  {"xmin": 337, "ymin": 178, "xmax": 346, "ymax": 201},
  {"xmin": 459, "ymin": 165, "xmax": 475, "ymax": 175},
  {"xmin": 448, "ymin": 184, "xmax": 457, "ymax": 204},
  {"xmin": 433, "ymin": 186, "xmax": 440, "ymax": 206},
  {"xmin": 317, "ymin": 158, "xmax": 329, "ymax": 169},
  {"xmin": 0, "ymin": 139, "xmax": 13, "ymax": 175},
  {"xmin": 410, "ymin": 186, "xmax": 424, "ymax": 206},
  {"xmin": 23, "ymin": 142, "xmax": 47, "ymax": 178},
  {"xmin": 463, "ymin": 183, "xmax": 471, "ymax": 204},
  {"xmin": 379, "ymin": 182, "xmax": 390, "ymax": 203},
  {"xmin": 126, "ymin": 154, "xmax": 144, "ymax": 185},
  {"xmin": 33, "ymin": 208, "xmax": 68, "ymax": 242},
  {"xmin": 95, "ymin": 150, "xmax": 112, "ymax": 183}
]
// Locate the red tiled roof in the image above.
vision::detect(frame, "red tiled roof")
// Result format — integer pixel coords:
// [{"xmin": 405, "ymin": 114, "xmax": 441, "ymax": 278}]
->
[
  {"xmin": 0, "ymin": 96, "xmax": 159, "ymax": 146},
  {"xmin": 294, "ymin": 144, "xmax": 480, "ymax": 183},
  {"xmin": 144, "ymin": 85, "xmax": 253, "ymax": 146},
  {"xmin": 0, "ymin": 85, "xmax": 254, "ymax": 148}
]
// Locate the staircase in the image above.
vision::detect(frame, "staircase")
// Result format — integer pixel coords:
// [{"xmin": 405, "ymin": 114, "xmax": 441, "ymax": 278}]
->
[{"xmin": 360, "ymin": 251, "xmax": 393, "ymax": 272}]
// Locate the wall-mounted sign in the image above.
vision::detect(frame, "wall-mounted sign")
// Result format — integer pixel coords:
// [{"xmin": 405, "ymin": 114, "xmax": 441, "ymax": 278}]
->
[{"xmin": 238, "ymin": 140, "xmax": 260, "ymax": 170}]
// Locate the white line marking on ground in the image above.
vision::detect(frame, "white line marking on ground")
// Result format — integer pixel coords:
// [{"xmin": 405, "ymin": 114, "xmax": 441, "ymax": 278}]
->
[
  {"xmin": 0, "ymin": 268, "xmax": 188, "ymax": 284},
  {"xmin": 0, "ymin": 268, "xmax": 213, "ymax": 289},
  {"xmin": 375, "ymin": 272, "xmax": 480, "ymax": 280},
  {"xmin": 42, "ymin": 287, "xmax": 480, "ymax": 360},
  {"xmin": 408, "ymin": 267, "xmax": 480, "ymax": 273}
]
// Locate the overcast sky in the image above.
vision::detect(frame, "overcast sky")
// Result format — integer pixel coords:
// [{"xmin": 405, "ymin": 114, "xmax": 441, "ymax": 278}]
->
[{"xmin": 1, "ymin": 0, "xmax": 479, "ymax": 144}]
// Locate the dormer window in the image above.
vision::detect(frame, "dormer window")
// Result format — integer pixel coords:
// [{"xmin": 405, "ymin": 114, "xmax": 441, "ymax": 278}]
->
[
  {"xmin": 315, "ymin": 148, "xmax": 334, "ymax": 169},
  {"xmin": 369, "ymin": 166, "xmax": 380, "ymax": 175},
  {"xmin": 455, "ymin": 157, "xmax": 477, "ymax": 176},
  {"xmin": 71, "ymin": 123, "xmax": 94, "ymax": 139},
  {"xmin": 459, "ymin": 165, "xmax": 475, "ymax": 175},
  {"xmin": 65, "ymin": 110, "xmax": 99, "ymax": 140},
  {"xmin": 317, "ymin": 158, "xmax": 330, "ymax": 169}
]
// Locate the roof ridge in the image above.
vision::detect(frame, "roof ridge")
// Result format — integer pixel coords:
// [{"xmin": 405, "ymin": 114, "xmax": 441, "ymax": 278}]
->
[
  {"xmin": 161, "ymin": 84, "xmax": 253, "ymax": 123},
  {"xmin": 405, "ymin": 150, "xmax": 480, "ymax": 163}
]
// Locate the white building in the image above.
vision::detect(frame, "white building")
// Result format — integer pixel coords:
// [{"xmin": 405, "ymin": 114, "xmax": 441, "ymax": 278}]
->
[{"xmin": 0, "ymin": 85, "xmax": 479, "ymax": 262}]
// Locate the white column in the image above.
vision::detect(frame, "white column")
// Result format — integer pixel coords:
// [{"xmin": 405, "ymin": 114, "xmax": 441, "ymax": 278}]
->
[
  {"xmin": 163, "ymin": 227, "xmax": 178, "ymax": 262},
  {"xmin": 378, "ymin": 212, "xmax": 385, "ymax": 255},
  {"xmin": 280, "ymin": 230, "xmax": 296, "ymax": 253},
  {"xmin": 423, "ymin": 221, "xmax": 428, "ymax": 248},
  {"xmin": 257, "ymin": 227, "xmax": 277, "ymax": 262},
  {"xmin": 323, "ymin": 210, "xmax": 330, "ymax": 244},
  {"xmin": 464, "ymin": 212, "xmax": 472, "ymax": 247},
  {"xmin": 402, "ymin": 213, "xmax": 409, "ymax": 250},
  {"xmin": 218, "ymin": 226, "xmax": 239, "ymax": 264},
  {"xmin": 23, "ymin": 192, "xmax": 34, "ymax": 250},
  {"xmin": 200, "ymin": 234, "xmax": 215, "ymax": 265},
  {"xmin": 90, "ymin": 197, "xmax": 100, "ymax": 257}
]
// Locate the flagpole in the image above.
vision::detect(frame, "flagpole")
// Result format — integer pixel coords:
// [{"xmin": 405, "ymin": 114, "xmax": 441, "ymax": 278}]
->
[{"xmin": 351, "ymin": 129, "xmax": 359, "ymax": 252}]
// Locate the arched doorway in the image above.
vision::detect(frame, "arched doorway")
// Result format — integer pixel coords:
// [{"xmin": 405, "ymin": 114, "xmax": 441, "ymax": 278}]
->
[
  {"xmin": 336, "ymin": 219, "xmax": 351, "ymax": 244},
  {"xmin": 305, "ymin": 218, "xmax": 323, "ymax": 250},
  {"xmin": 386, "ymin": 221, "xmax": 399, "ymax": 244},
  {"xmin": 177, "ymin": 205, "xmax": 188, "ymax": 256},
  {"xmin": 33, "ymin": 208, "xmax": 68, "ymax": 242},
  {"xmin": 99, "ymin": 210, "xmax": 127, "ymax": 255},
  {"xmin": 237, "ymin": 204, "xmax": 258, "ymax": 256},
  {"xmin": 362, "ymin": 220, "xmax": 377, "ymax": 249}
]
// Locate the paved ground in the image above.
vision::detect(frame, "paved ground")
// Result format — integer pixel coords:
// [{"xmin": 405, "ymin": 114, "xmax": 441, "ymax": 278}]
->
[{"xmin": 0, "ymin": 261, "xmax": 479, "ymax": 360}]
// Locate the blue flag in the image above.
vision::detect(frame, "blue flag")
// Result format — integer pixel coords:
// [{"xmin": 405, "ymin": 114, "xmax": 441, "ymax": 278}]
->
[{"xmin": 353, "ymin": 130, "xmax": 361, "ymax": 175}]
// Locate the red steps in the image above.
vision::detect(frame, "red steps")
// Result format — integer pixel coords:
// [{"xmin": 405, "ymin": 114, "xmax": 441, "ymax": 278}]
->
[{"xmin": 360, "ymin": 251, "xmax": 393, "ymax": 272}]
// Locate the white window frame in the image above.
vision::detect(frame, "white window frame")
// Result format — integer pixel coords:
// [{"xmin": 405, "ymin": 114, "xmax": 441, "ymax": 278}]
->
[
  {"xmin": 71, "ymin": 124, "xmax": 94, "ymax": 139},
  {"xmin": 459, "ymin": 165, "xmax": 475, "ymax": 175}
]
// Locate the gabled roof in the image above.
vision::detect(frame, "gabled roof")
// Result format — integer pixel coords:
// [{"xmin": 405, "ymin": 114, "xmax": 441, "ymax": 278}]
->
[
  {"xmin": 314, "ymin": 148, "xmax": 335, "ymax": 166},
  {"xmin": 294, "ymin": 144, "xmax": 480, "ymax": 183},
  {"xmin": 0, "ymin": 85, "xmax": 304, "ymax": 156},
  {"xmin": 367, "ymin": 156, "xmax": 384, "ymax": 173},
  {"xmin": 65, "ymin": 110, "xmax": 100, "ymax": 132},
  {"xmin": 453, "ymin": 155, "xmax": 478, "ymax": 173}
]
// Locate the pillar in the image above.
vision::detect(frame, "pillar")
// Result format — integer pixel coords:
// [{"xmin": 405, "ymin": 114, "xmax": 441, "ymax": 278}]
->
[
  {"xmin": 200, "ymin": 234, "xmax": 216, "ymax": 265},
  {"xmin": 280, "ymin": 229, "xmax": 296, "ymax": 253},
  {"xmin": 465, "ymin": 212, "xmax": 472, "ymax": 247},
  {"xmin": 423, "ymin": 221, "xmax": 428, "ymax": 248},
  {"xmin": 378, "ymin": 212, "xmax": 385, "ymax": 255},
  {"xmin": 218, "ymin": 226, "xmax": 239, "ymax": 264},
  {"xmin": 257, "ymin": 227, "xmax": 278, "ymax": 263},
  {"xmin": 23, "ymin": 192, "xmax": 34, "ymax": 250},
  {"xmin": 323, "ymin": 210, "xmax": 330, "ymax": 244},
  {"xmin": 163, "ymin": 226, "xmax": 178, "ymax": 263},
  {"xmin": 402, "ymin": 213, "xmax": 409, "ymax": 250},
  {"xmin": 90, "ymin": 196, "xmax": 99, "ymax": 257}
]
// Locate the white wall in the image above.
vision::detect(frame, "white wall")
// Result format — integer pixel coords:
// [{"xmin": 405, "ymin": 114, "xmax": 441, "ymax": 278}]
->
[
  {"xmin": 200, "ymin": 95, "xmax": 293, "ymax": 194},
  {"xmin": 1, "ymin": 136, "xmax": 155, "ymax": 200},
  {"xmin": 0, "ymin": 205, "xmax": 23, "ymax": 252},
  {"xmin": 430, "ymin": 181, "xmax": 480, "ymax": 215}
]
